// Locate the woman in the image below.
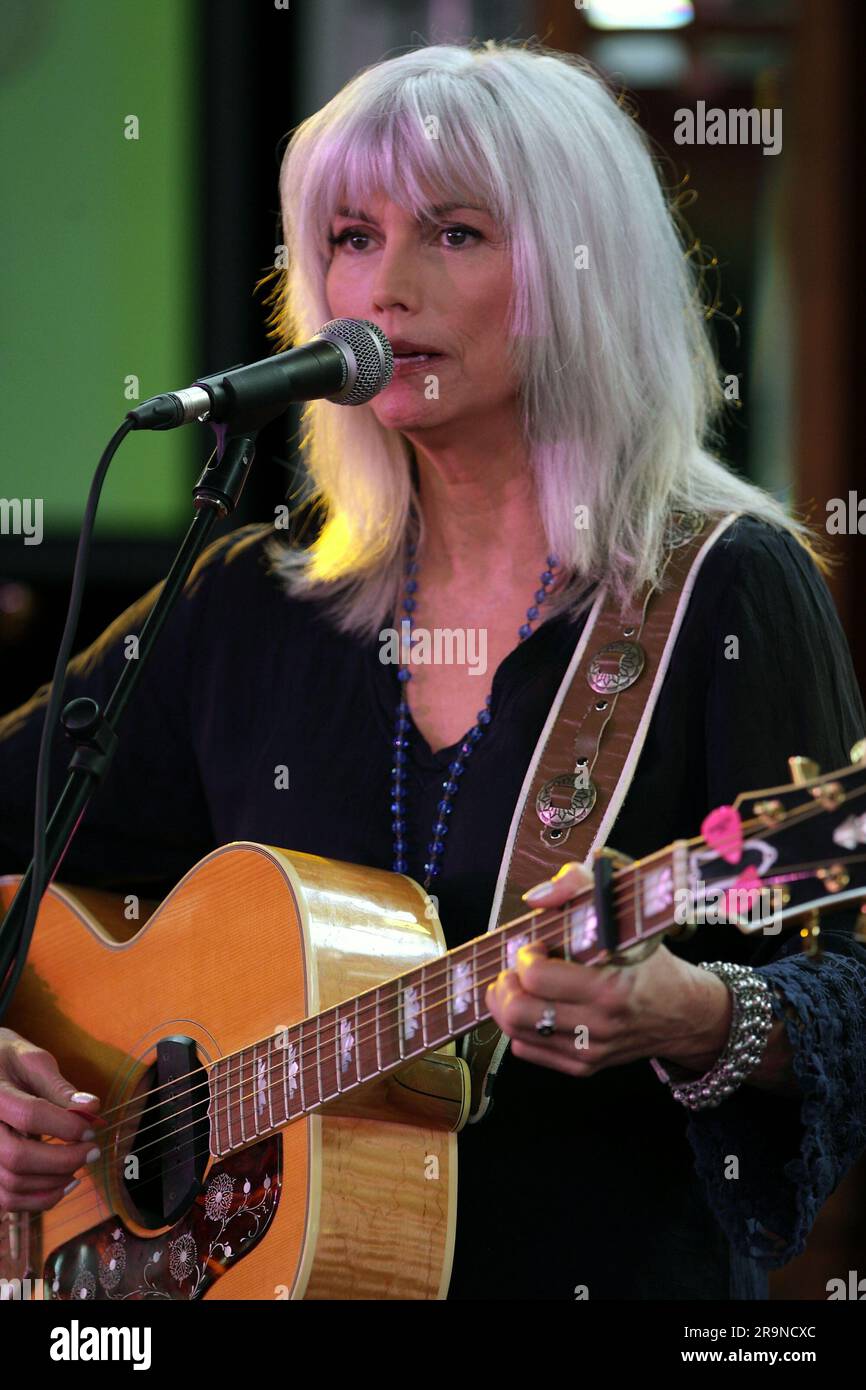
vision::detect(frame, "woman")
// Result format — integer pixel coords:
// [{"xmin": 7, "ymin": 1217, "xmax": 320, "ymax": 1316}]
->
[{"xmin": 1, "ymin": 40, "xmax": 865, "ymax": 1300}]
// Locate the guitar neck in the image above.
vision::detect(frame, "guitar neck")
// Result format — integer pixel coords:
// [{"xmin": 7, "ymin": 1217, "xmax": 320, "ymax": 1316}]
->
[
  {"xmin": 208, "ymin": 744, "xmax": 866, "ymax": 1156},
  {"xmin": 207, "ymin": 846, "xmax": 680, "ymax": 1157}
]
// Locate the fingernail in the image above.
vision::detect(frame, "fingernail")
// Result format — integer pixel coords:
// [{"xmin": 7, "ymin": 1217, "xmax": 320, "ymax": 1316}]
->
[
  {"xmin": 81, "ymin": 1129, "xmax": 96, "ymax": 1141},
  {"xmin": 63, "ymin": 1178, "xmax": 81, "ymax": 1196},
  {"xmin": 71, "ymin": 1092, "xmax": 99, "ymax": 1105},
  {"xmin": 85, "ymin": 1147, "xmax": 101, "ymax": 1165},
  {"xmin": 522, "ymin": 881, "xmax": 555, "ymax": 903}
]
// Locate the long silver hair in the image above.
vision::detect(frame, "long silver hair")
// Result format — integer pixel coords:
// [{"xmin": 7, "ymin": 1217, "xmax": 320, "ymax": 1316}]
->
[{"xmin": 261, "ymin": 39, "xmax": 817, "ymax": 639}]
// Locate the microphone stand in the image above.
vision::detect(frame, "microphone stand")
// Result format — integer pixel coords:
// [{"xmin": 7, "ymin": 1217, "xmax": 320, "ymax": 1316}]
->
[{"xmin": 0, "ymin": 429, "xmax": 258, "ymax": 1015}]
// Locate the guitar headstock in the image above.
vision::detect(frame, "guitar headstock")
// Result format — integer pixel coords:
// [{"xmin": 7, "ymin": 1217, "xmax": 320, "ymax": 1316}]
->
[{"xmin": 678, "ymin": 740, "xmax": 866, "ymax": 951}]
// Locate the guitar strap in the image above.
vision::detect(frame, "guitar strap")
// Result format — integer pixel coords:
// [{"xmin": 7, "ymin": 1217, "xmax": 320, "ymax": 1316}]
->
[{"xmin": 461, "ymin": 509, "xmax": 741, "ymax": 1121}]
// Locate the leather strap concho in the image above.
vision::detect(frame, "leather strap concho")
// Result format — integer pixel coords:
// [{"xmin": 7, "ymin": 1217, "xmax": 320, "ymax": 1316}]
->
[{"xmin": 461, "ymin": 510, "xmax": 740, "ymax": 1122}]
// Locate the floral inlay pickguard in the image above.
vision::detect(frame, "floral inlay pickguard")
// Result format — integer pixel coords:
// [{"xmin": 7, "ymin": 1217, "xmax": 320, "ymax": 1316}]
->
[{"xmin": 44, "ymin": 1138, "xmax": 281, "ymax": 1301}]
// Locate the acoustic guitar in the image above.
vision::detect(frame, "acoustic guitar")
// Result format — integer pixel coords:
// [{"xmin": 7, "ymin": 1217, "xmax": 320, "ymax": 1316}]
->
[{"xmin": 1, "ymin": 749, "xmax": 864, "ymax": 1299}]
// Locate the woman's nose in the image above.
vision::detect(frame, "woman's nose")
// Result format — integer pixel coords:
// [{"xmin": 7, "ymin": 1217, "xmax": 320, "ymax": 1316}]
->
[{"xmin": 371, "ymin": 237, "xmax": 423, "ymax": 313}]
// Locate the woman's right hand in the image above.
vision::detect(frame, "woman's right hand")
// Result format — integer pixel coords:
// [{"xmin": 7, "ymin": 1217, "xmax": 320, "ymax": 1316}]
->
[{"xmin": 0, "ymin": 1027, "xmax": 103, "ymax": 1214}]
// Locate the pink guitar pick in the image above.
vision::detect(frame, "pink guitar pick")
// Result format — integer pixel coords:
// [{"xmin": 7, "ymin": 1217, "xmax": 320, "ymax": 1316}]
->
[{"xmin": 701, "ymin": 804, "xmax": 743, "ymax": 865}]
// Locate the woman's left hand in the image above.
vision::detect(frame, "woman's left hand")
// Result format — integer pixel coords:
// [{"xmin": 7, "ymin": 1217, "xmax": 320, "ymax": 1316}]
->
[{"xmin": 484, "ymin": 861, "xmax": 733, "ymax": 1078}]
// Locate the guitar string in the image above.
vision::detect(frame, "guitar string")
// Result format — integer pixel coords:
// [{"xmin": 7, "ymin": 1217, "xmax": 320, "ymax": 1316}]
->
[
  {"xmin": 32, "ymin": 850, "xmax": 865, "ymax": 1240},
  {"xmin": 42, "ymin": 784, "xmax": 854, "ymax": 1135},
  {"xmin": 15, "ymin": 859, "xmax": 866, "ymax": 1251},
  {"xmin": 30, "ymin": 835, "xmax": 863, "ymax": 1247},
  {"xmin": 13, "ymin": 783, "xmax": 865, "ymax": 1242},
  {"xmin": 33, "ymin": 806, "xmax": 866, "ymax": 1200},
  {"xmin": 82, "ymin": 855, "xmax": 833, "ymax": 1164},
  {"xmin": 29, "ymin": 886, "xmax": 636, "ymax": 1236},
  {"xmin": 43, "ymin": 834, "xmax": 839, "ymax": 1164}
]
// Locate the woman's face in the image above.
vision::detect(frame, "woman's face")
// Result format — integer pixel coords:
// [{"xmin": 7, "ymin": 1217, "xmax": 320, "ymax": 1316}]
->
[{"xmin": 324, "ymin": 191, "xmax": 517, "ymax": 437}]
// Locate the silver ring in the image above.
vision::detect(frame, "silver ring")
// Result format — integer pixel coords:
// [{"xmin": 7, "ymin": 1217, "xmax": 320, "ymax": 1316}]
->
[{"xmin": 535, "ymin": 1004, "xmax": 557, "ymax": 1037}]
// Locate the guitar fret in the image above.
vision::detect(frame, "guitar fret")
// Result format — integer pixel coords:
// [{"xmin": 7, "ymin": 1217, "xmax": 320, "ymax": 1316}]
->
[
  {"xmin": 287, "ymin": 1025, "xmax": 302, "ymax": 1119},
  {"xmin": 504, "ymin": 926, "xmax": 530, "ymax": 971},
  {"xmin": 252, "ymin": 1044, "xmax": 260, "ymax": 1136},
  {"xmin": 339, "ymin": 1005, "xmax": 353, "ymax": 1087},
  {"xmin": 320, "ymin": 1007, "xmax": 339, "ymax": 1101},
  {"xmin": 280, "ymin": 1031, "xmax": 289, "ymax": 1123},
  {"xmin": 315, "ymin": 1014, "xmax": 324, "ymax": 1105},
  {"xmin": 267, "ymin": 1037, "xmax": 275, "ymax": 1129},
  {"xmin": 375, "ymin": 987, "xmax": 382, "ymax": 1071},
  {"xmin": 377, "ymin": 981, "xmax": 401, "ymax": 1070},
  {"xmin": 631, "ymin": 865, "xmax": 643, "ymax": 941},
  {"xmin": 640, "ymin": 851, "xmax": 677, "ymax": 931},
  {"xmin": 226, "ymin": 1057, "xmax": 234, "ymax": 1151},
  {"xmin": 248, "ymin": 1046, "xmax": 259, "ymax": 1139},
  {"xmin": 257, "ymin": 1045, "xmax": 268, "ymax": 1128},
  {"xmin": 210, "ymin": 1059, "xmax": 219, "ymax": 1155},
  {"xmin": 238, "ymin": 1051, "xmax": 247, "ymax": 1144},
  {"xmin": 334, "ymin": 1006, "xmax": 342, "ymax": 1094},
  {"xmin": 420, "ymin": 963, "xmax": 429, "ymax": 1049},
  {"xmin": 209, "ymin": 1059, "xmax": 221, "ymax": 1156},
  {"xmin": 298, "ymin": 1020, "xmax": 306, "ymax": 1111},
  {"xmin": 448, "ymin": 948, "xmax": 473, "ymax": 1033},
  {"xmin": 426, "ymin": 956, "xmax": 450, "ymax": 1047},
  {"xmin": 248, "ymin": 1046, "xmax": 258, "ymax": 1138},
  {"xmin": 671, "ymin": 842, "xmax": 689, "ymax": 907},
  {"xmin": 472, "ymin": 940, "xmax": 482, "ymax": 1022},
  {"xmin": 405, "ymin": 970, "xmax": 423, "ymax": 1054},
  {"xmin": 356, "ymin": 989, "xmax": 376, "ymax": 1082},
  {"xmin": 564, "ymin": 896, "xmax": 598, "ymax": 959}
]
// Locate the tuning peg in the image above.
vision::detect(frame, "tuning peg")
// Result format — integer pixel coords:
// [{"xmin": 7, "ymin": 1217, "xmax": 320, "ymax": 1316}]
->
[
  {"xmin": 851, "ymin": 738, "xmax": 866, "ymax": 765},
  {"xmin": 788, "ymin": 756, "xmax": 820, "ymax": 785}
]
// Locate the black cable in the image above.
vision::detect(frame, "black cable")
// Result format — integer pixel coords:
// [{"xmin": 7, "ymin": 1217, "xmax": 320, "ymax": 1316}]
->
[{"xmin": 0, "ymin": 418, "xmax": 134, "ymax": 1018}]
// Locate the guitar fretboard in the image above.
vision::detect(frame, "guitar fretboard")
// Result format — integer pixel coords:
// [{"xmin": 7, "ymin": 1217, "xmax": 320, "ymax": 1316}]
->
[{"xmin": 207, "ymin": 847, "xmax": 683, "ymax": 1157}]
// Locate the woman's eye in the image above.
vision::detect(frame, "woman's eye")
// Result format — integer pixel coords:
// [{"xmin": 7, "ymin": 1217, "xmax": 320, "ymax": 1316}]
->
[
  {"xmin": 328, "ymin": 228, "xmax": 371, "ymax": 251},
  {"xmin": 440, "ymin": 225, "xmax": 481, "ymax": 247},
  {"xmin": 327, "ymin": 224, "xmax": 482, "ymax": 252}
]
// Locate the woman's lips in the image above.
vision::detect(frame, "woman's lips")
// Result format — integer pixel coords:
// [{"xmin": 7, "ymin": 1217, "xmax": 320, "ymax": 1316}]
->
[{"xmin": 391, "ymin": 352, "xmax": 444, "ymax": 374}]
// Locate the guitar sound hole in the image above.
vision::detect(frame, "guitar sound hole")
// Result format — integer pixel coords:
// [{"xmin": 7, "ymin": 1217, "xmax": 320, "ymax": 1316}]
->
[{"xmin": 121, "ymin": 1035, "xmax": 210, "ymax": 1229}]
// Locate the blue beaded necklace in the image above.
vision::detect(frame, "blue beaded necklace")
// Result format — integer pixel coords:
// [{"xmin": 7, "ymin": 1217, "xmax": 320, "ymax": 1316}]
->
[{"xmin": 391, "ymin": 545, "xmax": 561, "ymax": 890}]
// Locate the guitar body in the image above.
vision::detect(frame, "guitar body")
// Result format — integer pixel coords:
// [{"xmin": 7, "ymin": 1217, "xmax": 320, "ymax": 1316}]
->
[
  {"xmin": 0, "ymin": 843, "xmax": 458, "ymax": 1300},
  {"xmin": 3, "ymin": 754, "xmax": 866, "ymax": 1299}
]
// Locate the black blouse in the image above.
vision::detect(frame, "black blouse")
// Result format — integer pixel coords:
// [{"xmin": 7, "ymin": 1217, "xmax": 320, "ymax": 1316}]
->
[{"xmin": 1, "ymin": 514, "xmax": 865, "ymax": 1300}]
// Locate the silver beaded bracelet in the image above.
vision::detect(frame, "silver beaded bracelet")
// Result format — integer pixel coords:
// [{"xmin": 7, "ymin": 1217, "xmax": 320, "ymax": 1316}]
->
[{"xmin": 650, "ymin": 961, "xmax": 775, "ymax": 1111}]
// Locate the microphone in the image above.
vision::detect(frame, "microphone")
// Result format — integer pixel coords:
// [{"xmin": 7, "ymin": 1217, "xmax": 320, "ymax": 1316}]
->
[{"xmin": 127, "ymin": 318, "xmax": 394, "ymax": 432}]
